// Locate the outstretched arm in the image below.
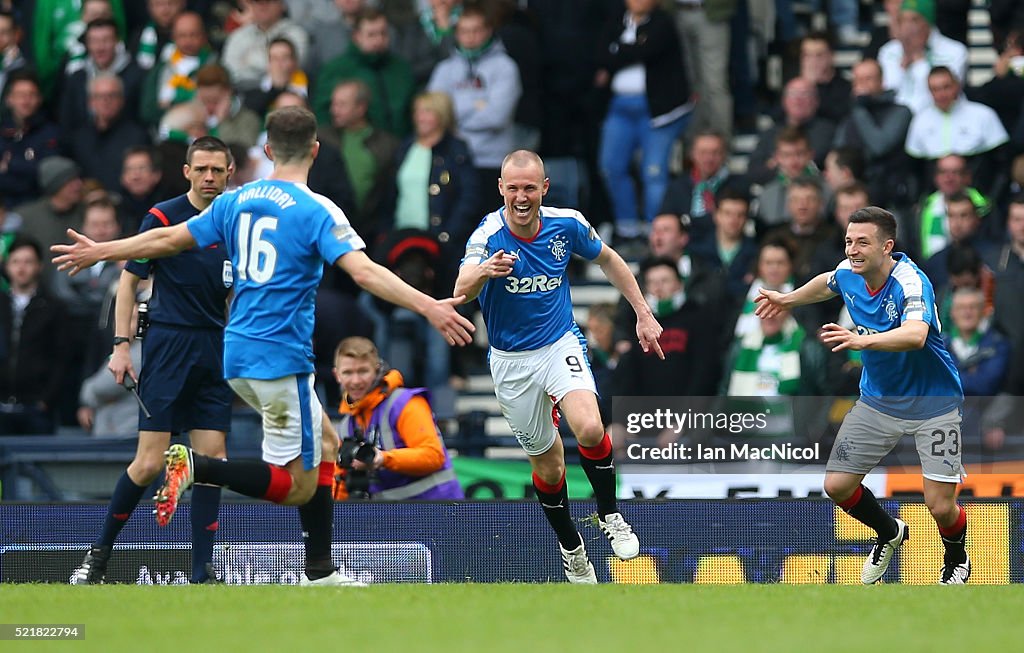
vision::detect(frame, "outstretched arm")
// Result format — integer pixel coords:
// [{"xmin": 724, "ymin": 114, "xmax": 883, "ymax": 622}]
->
[
  {"xmin": 595, "ymin": 244, "xmax": 664, "ymax": 359},
  {"xmin": 51, "ymin": 224, "xmax": 196, "ymax": 275},
  {"xmin": 337, "ymin": 249, "xmax": 474, "ymax": 346},
  {"xmin": 754, "ymin": 272, "xmax": 837, "ymax": 319}
]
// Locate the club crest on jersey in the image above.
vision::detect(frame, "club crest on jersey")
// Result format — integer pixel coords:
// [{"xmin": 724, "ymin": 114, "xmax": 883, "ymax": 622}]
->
[
  {"xmin": 884, "ymin": 298, "xmax": 898, "ymax": 321},
  {"xmin": 548, "ymin": 235, "xmax": 569, "ymax": 261}
]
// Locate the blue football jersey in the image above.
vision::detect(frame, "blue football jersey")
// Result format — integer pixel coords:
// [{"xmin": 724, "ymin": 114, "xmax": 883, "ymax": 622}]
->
[
  {"xmin": 826, "ymin": 253, "xmax": 963, "ymax": 419},
  {"xmin": 126, "ymin": 194, "xmax": 232, "ymax": 329},
  {"xmin": 461, "ymin": 206, "xmax": 604, "ymax": 352},
  {"xmin": 187, "ymin": 180, "xmax": 365, "ymax": 379}
]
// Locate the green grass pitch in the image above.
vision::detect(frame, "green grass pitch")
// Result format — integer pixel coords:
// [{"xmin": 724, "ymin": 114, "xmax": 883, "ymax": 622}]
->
[{"xmin": 1, "ymin": 584, "xmax": 1021, "ymax": 653}]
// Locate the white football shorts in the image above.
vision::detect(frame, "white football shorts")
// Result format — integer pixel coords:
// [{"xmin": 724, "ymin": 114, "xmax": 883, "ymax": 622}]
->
[
  {"xmin": 489, "ymin": 330, "xmax": 597, "ymax": 456},
  {"xmin": 228, "ymin": 373, "xmax": 323, "ymax": 470}
]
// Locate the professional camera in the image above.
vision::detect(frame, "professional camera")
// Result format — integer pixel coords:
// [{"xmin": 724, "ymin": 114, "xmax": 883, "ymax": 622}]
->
[{"xmin": 338, "ymin": 429, "xmax": 377, "ymax": 500}]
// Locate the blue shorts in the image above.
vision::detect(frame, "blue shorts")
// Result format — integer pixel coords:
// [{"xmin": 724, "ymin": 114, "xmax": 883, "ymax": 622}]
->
[{"xmin": 138, "ymin": 323, "xmax": 233, "ymax": 433}]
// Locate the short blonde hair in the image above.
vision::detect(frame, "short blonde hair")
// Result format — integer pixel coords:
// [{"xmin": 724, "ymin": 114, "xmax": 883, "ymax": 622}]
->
[
  {"xmin": 414, "ymin": 91, "xmax": 454, "ymax": 133},
  {"xmin": 334, "ymin": 336, "xmax": 379, "ymax": 364}
]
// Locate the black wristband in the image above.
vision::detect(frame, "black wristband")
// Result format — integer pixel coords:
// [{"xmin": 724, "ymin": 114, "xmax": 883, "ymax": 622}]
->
[{"xmin": 113, "ymin": 336, "xmax": 131, "ymax": 347}]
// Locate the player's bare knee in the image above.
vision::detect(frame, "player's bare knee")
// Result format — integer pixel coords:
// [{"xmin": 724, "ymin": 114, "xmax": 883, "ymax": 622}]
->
[
  {"xmin": 533, "ymin": 460, "xmax": 565, "ymax": 487},
  {"xmin": 575, "ymin": 422, "xmax": 605, "ymax": 448},
  {"xmin": 926, "ymin": 497, "xmax": 955, "ymax": 522},
  {"xmin": 823, "ymin": 476, "xmax": 855, "ymax": 502}
]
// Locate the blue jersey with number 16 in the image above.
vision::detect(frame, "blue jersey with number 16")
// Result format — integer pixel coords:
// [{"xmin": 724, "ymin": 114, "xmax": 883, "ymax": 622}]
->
[{"xmin": 187, "ymin": 179, "xmax": 365, "ymax": 380}]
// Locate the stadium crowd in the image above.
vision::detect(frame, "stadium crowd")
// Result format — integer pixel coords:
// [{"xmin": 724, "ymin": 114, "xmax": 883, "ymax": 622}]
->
[{"xmin": 1, "ymin": 0, "xmax": 1024, "ymax": 453}]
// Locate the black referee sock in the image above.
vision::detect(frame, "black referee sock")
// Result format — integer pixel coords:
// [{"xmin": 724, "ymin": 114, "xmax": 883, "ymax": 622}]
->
[
  {"xmin": 532, "ymin": 472, "xmax": 582, "ymax": 550},
  {"xmin": 96, "ymin": 471, "xmax": 148, "ymax": 547},
  {"xmin": 298, "ymin": 484, "xmax": 335, "ymax": 579},
  {"xmin": 838, "ymin": 485, "xmax": 898, "ymax": 541}
]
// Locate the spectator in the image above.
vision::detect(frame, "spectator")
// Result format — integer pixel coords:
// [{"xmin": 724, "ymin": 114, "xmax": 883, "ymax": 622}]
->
[
  {"xmin": 0, "ymin": 238, "xmax": 67, "ymax": 435},
  {"xmin": 0, "ymin": 10, "xmax": 26, "ymax": 97},
  {"xmin": 116, "ymin": 146, "xmax": 166, "ymax": 232},
  {"xmin": 657, "ymin": 129, "xmax": 737, "ymax": 250},
  {"xmin": 14, "ymin": 157, "xmax": 85, "ymax": 263},
  {"xmin": 751, "ymin": 127, "xmax": 825, "ymax": 229},
  {"xmin": 670, "ymin": 0, "xmax": 733, "ymax": 138},
  {"xmin": 67, "ymin": 74, "xmax": 151, "ymax": 193},
  {"xmin": 60, "ymin": 18, "xmax": 145, "ymax": 131},
  {"xmin": 321, "ymin": 79, "xmax": 399, "ymax": 243},
  {"xmin": 746, "ymin": 77, "xmax": 835, "ymax": 185},
  {"xmin": 878, "ymin": 0, "xmax": 967, "ymax": 115},
  {"xmin": 77, "ymin": 316, "xmax": 142, "ymax": 437},
  {"xmin": 799, "ymin": 32, "xmax": 851, "ymax": 124},
  {"xmin": 332, "ymin": 336, "xmax": 464, "ymax": 500},
  {"xmin": 284, "ymin": 0, "xmax": 345, "ymax": 34},
  {"xmin": 915, "ymin": 154, "xmax": 991, "ymax": 260},
  {"xmin": 733, "ymin": 239, "xmax": 795, "ymax": 341},
  {"xmin": 242, "ymin": 37, "xmax": 308, "ymax": 116},
  {"xmin": 595, "ymin": 0, "xmax": 691, "ymax": 243},
  {"xmin": 944, "ymin": 287, "xmax": 1010, "ymax": 443},
  {"xmin": 968, "ymin": 28, "xmax": 1024, "ymax": 133},
  {"xmin": 833, "ymin": 59, "xmax": 915, "ymax": 207},
  {"xmin": 493, "ymin": 0, "xmax": 544, "ymax": 152},
  {"xmin": 905, "ymin": 66, "xmax": 1008, "ymax": 167},
  {"xmin": 305, "ymin": 0, "xmax": 366, "ymax": 73},
  {"xmin": 0, "ymin": 71, "xmax": 61, "ymax": 207},
  {"xmin": 721, "ymin": 304, "xmax": 834, "ymax": 441},
  {"xmin": 314, "ymin": 8, "xmax": 416, "ymax": 139},
  {"xmin": 313, "ymin": 285, "xmax": 374, "ymax": 412},
  {"xmin": 864, "ymin": 0, "xmax": 904, "ymax": 60},
  {"xmin": 193, "ymin": 64, "xmax": 262, "ymax": 150},
  {"xmin": 767, "ymin": 177, "xmax": 841, "ymax": 283},
  {"xmin": 428, "ymin": 4, "xmax": 521, "ymax": 214},
  {"xmin": 50, "ymin": 197, "xmax": 123, "ymax": 325},
  {"xmin": 130, "ymin": 0, "xmax": 185, "ymax": 71},
  {"xmin": 989, "ymin": 0, "xmax": 1024, "ymax": 53},
  {"xmin": 32, "ymin": 0, "xmax": 126, "ymax": 99},
  {"xmin": 924, "ymin": 193, "xmax": 997, "ymax": 289},
  {"xmin": 810, "ymin": 181, "xmax": 870, "ymax": 276},
  {"xmin": 822, "ymin": 147, "xmax": 865, "ymax": 197},
  {"xmin": 385, "ymin": 90, "xmax": 479, "ymax": 284},
  {"xmin": 221, "ymin": 0, "xmax": 309, "ymax": 92},
  {"xmin": 611, "ymin": 212, "xmax": 721, "ymax": 350},
  {"xmin": 692, "ymin": 187, "xmax": 757, "ymax": 304},
  {"xmin": 612, "ymin": 257, "xmax": 721, "ymax": 399},
  {"xmin": 585, "ymin": 301, "xmax": 618, "ymax": 426},
  {"xmin": 934, "ymin": 243, "xmax": 995, "ymax": 329},
  {"xmin": 139, "ymin": 11, "xmax": 214, "ymax": 128}
]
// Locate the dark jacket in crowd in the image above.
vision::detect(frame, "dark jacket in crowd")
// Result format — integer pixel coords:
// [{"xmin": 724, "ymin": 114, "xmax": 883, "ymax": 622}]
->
[
  {"xmin": 0, "ymin": 112, "xmax": 61, "ymax": 207},
  {"xmin": 383, "ymin": 132, "xmax": 480, "ymax": 247},
  {"xmin": 0, "ymin": 287, "xmax": 67, "ymax": 409},
  {"xmin": 67, "ymin": 116, "xmax": 151, "ymax": 193},
  {"xmin": 595, "ymin": 6, "xmax": 690, "ymax": 123},
  {"xmin": 58, "ymin": 61, "xmax": 146, "ymax": 132},
  {"xmin": 833, "ymin": 91, "xmax": 915, "ymax": 206},
  {"xmin": 612, "ymin": 300, "xmax": 722, "ymax": 396}
]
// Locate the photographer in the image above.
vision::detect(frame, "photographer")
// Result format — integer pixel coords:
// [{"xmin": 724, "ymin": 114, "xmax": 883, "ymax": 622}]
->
[{"xmin": 333, "ymin": 336, "xmax": 463, "ymax": 501}]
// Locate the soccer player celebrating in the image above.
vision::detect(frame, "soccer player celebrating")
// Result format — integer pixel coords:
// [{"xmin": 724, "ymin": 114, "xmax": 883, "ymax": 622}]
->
[
  {"xmin": 455, "ymin": 150, "xmax": 663, "ymax": 583},
  {"xmin": 53, "ymin": 107, "xmax": 474, "ymax": 586},
  {"xmin": 755, "ymin": 207, "xmax": 970, "ymax": 584},
  {"xmin": 74, "ymin": 136, "xmax": 235, "ymax": 585}
]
